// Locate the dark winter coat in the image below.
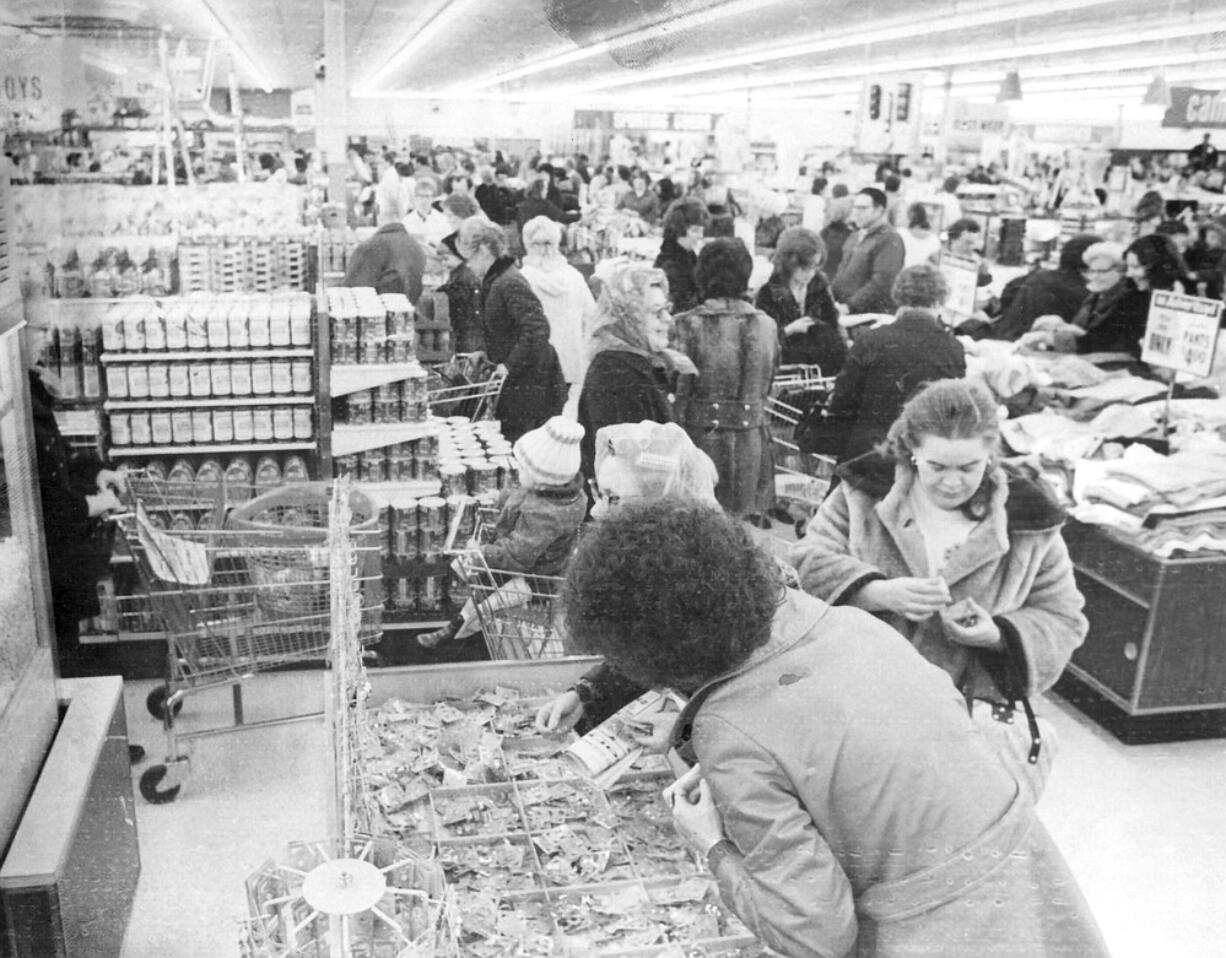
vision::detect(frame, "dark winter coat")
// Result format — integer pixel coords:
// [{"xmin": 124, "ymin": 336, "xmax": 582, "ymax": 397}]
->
[
  {"xmin": 29, "ymin": 372, "xmax": 111, "ymax": 620},
  {"xmin": 1074, "ymin": 282, "xmax": 1152, "ymax": 357},
  {"xmin": 680, "ymin": 589, "xmax": 1108, "ymax": 958},
  {"xmin": 819, "ymin": 219, "xmax": 853, "ymax": 281},
  {"xmin": 823, "ymin": 309, "xmax": 966, "ymax": 463},
  {"xmin": 654, "ymin": 237, "xmax": 700, "ymax": 313},
  {"xmin": 480, "ymin": 257, "xmax": 567, "ymax": 442},
  {"xmin": 831, "ymin": 220, "xmax": 906, "ymax": 315},
  {"xmin": 673, "ymin": 298, "xmax": 779, "ymax": 517},
  {"xmin": 993, "ymin": 235, "xmax": 1099, "ymax": 341},
  {"xmin": 480, "ymin": 475, "xmax": 587, "ymax": 578},
  {"xmin": 475, "ymin": 183, "xmax": 514, "ymax": 225},
  {"xmin": 754, "ymin": 272, "xmax": 847, "ymax": 373},
  {"xmin": 438, "ymin": 262, "xmax": 484, "ymax": 354},
  {"xmin": 576, "ymin": 350, "xmax": 674, "ymax": 481},
  {"xmin": 341, "ymin": 223, "xmax": 426, "ymax": 303}
]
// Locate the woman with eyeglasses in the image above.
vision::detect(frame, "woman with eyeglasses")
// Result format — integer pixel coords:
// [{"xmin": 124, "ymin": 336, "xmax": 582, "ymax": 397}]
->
[
  {"xmin": 576, "ymin": 263, "xmax": 694, "ymax": 486},
  {"xmin": 519, "ymin": 216, "xmax": 598, "ymax": 417}
]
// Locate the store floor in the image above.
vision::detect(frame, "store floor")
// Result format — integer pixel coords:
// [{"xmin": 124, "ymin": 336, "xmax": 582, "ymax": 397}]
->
[{"xmin": 115, "ymin": 665, "xmax": 1226, "ymax": 958}]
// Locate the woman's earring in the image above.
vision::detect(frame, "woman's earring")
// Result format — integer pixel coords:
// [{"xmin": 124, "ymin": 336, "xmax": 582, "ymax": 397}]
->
[{"xmin": 909, "ymin": 455, "xmax": 917, "ymax": 466}]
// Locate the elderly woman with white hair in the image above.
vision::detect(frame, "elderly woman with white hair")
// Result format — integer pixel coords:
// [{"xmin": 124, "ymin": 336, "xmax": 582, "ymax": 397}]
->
[
  {"xmin": 519, "ymin": 215, "xmax": 598, "ymax": 417},
  {"xmin": 458, "ymin": 215, "xmax": 567, "ymax": 441}
]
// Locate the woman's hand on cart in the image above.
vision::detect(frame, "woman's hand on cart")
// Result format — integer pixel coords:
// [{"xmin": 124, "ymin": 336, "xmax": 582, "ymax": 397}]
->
[
  {"xmin": 96, "ymin": 468, "xmax": 128, "ymax": 496},
  {"xmin": 87, "ymin": 487, "xmax": 124, "ymax": 517},
  {"xmin": 534, "ymin": 689, "xmax": 584, "ymax": 733}
]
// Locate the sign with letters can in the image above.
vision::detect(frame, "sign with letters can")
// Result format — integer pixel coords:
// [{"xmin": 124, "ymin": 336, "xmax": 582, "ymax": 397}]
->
[{"xmin": 1140, "ymin": 290, "xmax": 1223, "ymax": 377}]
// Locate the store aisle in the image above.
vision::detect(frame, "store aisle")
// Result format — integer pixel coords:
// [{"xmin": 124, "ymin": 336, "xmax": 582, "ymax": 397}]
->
[{"xmin": 116, "ymin": 669, "xmax": 1226, "ymax": 958}]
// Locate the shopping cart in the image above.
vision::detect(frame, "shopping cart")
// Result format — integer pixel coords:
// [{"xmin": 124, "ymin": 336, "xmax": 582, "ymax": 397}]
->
[
  {"xmin": 117, "ymin": 476, "xmax": 384, "ymax": 804},
  {"xmin": 426, "ymin": 352, "xmax": 506, "ymax": 422},
  {"xmin": 444, "ymin": 505, "xmax": 571, "ymax": 661},
  {"xmin": 769, "ymin": 364, "xmax": 838, "ymax": 529}
]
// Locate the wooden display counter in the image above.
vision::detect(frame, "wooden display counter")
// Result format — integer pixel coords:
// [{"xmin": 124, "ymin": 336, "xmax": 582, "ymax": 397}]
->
[{"xmin": 1061, "ymin": 521, "xmax": 1226, "ymax": 737}]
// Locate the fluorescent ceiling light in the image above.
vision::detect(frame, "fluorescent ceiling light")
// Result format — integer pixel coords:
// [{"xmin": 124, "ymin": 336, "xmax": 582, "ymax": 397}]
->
[
  {"xmin": 199, "ymin": 0, "xmax": 275, "ymax": 92},
  {"xmin": 563, "ymin": 0, "xmax": 1138, "ymax": 96},
  {"xmin": 356, "ymin": 0, "xmax": 484, "ymax": 95},
  {"xmin": 645, "ymin": 17, "xmax": 1220, "ymax": 99},
  {"xmin": 80, "ymin": 48, "xmax": 129, "ymax": 76},
  {"xmin": 452, "ymin": 0, "xmax": 781, "ymax": 94}
]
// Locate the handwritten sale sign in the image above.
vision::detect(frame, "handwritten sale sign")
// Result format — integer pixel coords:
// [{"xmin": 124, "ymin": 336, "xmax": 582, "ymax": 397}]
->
[
  {"xmin": 939, "ymin": 252, "xmax": 981, "ymax": 321},
  {"xmin": 1141, "ymin": 290, "xmax": 1223, "ymax": 377}
]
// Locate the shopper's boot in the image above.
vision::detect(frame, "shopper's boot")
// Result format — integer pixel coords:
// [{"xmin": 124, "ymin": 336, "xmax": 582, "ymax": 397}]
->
[{"xmin": 417, "ymin": 614, "xmax": 463, "ymax": 649}]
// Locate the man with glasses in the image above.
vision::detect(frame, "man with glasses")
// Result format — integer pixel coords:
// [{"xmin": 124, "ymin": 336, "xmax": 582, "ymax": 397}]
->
[{"xmin": 831, "ymin": 187, "xmax": 906, "ymax": 316}]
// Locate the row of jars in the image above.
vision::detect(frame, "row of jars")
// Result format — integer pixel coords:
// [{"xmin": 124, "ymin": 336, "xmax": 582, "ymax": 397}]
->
[
  {"xmin": 110, "ymin": 407, "xmax": 313, "ymax": 446},
  {"xmin": 105, "ymin": 358, "xmax": 313, "ymax": 400},
  {"xmin": 339, "ymin": 375, "xmax": 430, "ymax": 426},
  {"xmin": 331, "ymin": 308, "xmax": 416, "ymax": 365},
  {"xmin": 101, "ymin": 298, "xmax": 313, "ymax": 353}
]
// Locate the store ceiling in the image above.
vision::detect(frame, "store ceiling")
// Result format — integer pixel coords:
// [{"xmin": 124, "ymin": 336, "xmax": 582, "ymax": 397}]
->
[{"xmin": 5, "ymin": 0, "xmax": 1226, "ymax": 109}]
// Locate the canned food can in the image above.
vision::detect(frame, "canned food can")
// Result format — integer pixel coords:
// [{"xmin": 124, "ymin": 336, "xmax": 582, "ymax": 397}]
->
[
  {"xmin": 189, "ymin": 362, "xmax": 212, "ymax": 397},
  {"xmin": 233, "ymin": 408, "xmax": 255, "ymax": 442},
  {"xmin": 172, "ymin": 410, "xmax": 194, "ymax": 444},
  {"xmin": 272, "ymin": 407, "xmax": 294, "ymax": 440},
  {"xmin": 392, "ymin": 504, "xmax": 418, "ymax": 559},
  {"xmin": 230, "ymin": 361, "xmax": 252, "ymax": 395},
  {"xmin": 359, "ymin": 450, "xmax": 386, "ymax": 483},
  {"xmin": 446, "ymin": 494, "xmax": 478, "ymax": 543},
  {"xmin": 130, "ymin": 412, "xmax": 152, "ymax": 446},
  {"xmin": 418, "ymin": 496, "xmax": 448, "ymax": 533},
  {"xmin": 388, "ymin": 334, "xmax": 413, "ymax": 364},
  {"xmin": 438, "ymin": 463, "xmax": 467, "ymax": 498},
  {"xmin": 417, "ymin": 432, "xmax": 439, "ymax": 460},
  {"xmin": 192, "ymin": 409, "xmax": 214, "ymax": 444},
  {"xmin": 251, "ymin": 360, "xmax": 273, "ymax": 395},
  {"xmin": 359, "ymin": 311, "xmax": 387, "ymax": 349},
  {"xmin": 252, "ymin": 408, "xmax": 274, "ymax": 441},
  {"xmin": 126, "ymin": 363, "xmax": 150, "ymax": 399},
  {"xmin": 210, "ymin": 361, "xmax": 232, "ymax": 396},
  {"xmin": 147, "ymin": 362, "xmax": 170, "ymax": 398},
  {"xmin": 359, "ymin": 339, "xmax": 383, "ymax": 365},
  {"xmin": 393, "ymin": 579, "xmax": 416, "ymax": 610},
  {"xmin": 347, "ymin": 390, "xmax": 373, "ymax": 426},
  {"xmin": 110, "ymin": 413, "xmax": 131, "ymax": 445},
  {"xmin": 334, "ymin": 454, "xmax": 359, "ymax": 477},
  {"xmin": 420, "ymin": 574, "xmax": 444, "ymax": 612},
  {"xmin": 291, "ymin": 360, "xmax": 312, "ymax": 394},
  {"xmin": 292, "ymin": 407, "xmax": 313, "ymax": 440},
  {"xmin": 271, "ymin": 360, "xmax": 292, "ymax": 395},
  {"xmin": 377, "ymin": 506, "xmax": 393, "ymax": 559},
  {"xmin": 213, "ymin": 409, "xmax": 234, "ymax": 443},
  {"xmin": 105, "ymin": 365, "xmax": 129, "ymax": 399},
  {"xmin": 332, "ymin": 340, "xmax": 357, "ymax": 365},
  {"xmin": 150, "ymin": 412, "xmax": 173, "ymax": 445},
  {"xmin": 169, "ymin": 363, "xmax": 190, "ymax": 397}
]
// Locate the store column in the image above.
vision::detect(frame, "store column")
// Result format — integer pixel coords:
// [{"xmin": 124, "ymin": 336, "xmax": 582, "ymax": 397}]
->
[{"xmin": 322, "ymin": 0, "xmax": 348, "ymax": 216}]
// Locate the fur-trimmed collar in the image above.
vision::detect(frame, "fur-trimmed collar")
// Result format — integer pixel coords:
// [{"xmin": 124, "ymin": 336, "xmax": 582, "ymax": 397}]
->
[{"xmin": 836, "ymin": 450, "xmax": 1066, "ymax": 532}]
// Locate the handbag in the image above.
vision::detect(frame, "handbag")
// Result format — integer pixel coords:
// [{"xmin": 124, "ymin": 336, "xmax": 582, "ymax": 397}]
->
[
  {"xmin": 968, "ymin": 697, "xmax": 1055, "ymax": 805},
  {"xmin": 793, "ymin": 402, "xmax": 848, "ymax": 459}
]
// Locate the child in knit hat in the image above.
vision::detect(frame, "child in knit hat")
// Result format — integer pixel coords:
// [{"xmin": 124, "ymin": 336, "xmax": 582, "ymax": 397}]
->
[{"xmin": 419, "ymin": 416, "xmax": 588, "ymax": 649}]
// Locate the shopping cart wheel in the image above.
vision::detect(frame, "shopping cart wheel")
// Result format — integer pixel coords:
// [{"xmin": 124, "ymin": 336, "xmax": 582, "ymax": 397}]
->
[
  {"xmin": 139, "ymin": 765, "xmax": 181, "ymax": 804},
  {"xmin": 146, "ymin": 685, "xmax": 184, "ymax": 721}
]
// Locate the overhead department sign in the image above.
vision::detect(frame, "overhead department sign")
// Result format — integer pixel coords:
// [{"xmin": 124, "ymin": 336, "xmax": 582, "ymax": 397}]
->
[{"xmin": 1163, "ymin": 87, "xmax": 1226, "ymax": 129}]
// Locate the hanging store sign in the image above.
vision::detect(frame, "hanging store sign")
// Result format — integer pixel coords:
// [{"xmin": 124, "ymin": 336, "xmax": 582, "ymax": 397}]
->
[
  {"xmin": 1162, "ymin": 87, "xmax": 1226, "ymax": 130},
  {"xmin": 1140, "ymin": 290, "xmax": 1223, "ymax": 377},
  {"xmin": 0, "ymin": 38, "xmax": 82, "ymax": 127}
]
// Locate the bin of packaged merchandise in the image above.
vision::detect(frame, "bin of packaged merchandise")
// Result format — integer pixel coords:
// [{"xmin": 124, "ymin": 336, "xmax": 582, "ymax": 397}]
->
[{"xmin": 350, "ymin": 660, "xmax": 774, "ymax": 957}]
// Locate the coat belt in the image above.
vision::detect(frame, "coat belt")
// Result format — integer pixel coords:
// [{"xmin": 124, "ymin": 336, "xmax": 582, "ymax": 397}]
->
[{"xmin": 683, "ymin": 398, "xmax": 767, "ymax": 431}]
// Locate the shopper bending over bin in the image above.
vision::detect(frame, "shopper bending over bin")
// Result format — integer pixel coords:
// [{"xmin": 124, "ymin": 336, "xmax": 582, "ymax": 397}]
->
[
  {"xmin": 561, "ymin": 501, "xmax": 1109, "ymax": 958},
  {"xmin": 792, "ymin": 378, "xmax": 1087, "ymax": 801},
  {"xmin": 418, "ymin": 416, "xmax": 587, "ymax": 649}
]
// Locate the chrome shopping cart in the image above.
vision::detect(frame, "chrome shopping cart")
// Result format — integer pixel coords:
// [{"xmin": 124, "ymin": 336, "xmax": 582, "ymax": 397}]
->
[
  {"xmin": 427, "ymin": 353, "xmax": 506, "ymax": 422},
  {"xmin": 769, "ymin": 365, "xmax": 838, "ymax": 528},
  {"xmin": 117, "ymin": 476, "xmax": 384, "ymax": 803}
]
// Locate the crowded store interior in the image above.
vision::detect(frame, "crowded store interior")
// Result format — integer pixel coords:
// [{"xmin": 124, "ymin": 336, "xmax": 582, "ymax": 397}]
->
[{"xmin": 4, "ymin": 0, "xmax": 1226, "ymax": 956}]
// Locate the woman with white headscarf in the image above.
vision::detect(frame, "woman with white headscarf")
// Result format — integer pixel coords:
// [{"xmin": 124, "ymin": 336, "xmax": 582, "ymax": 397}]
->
[{"xmin": 519, "ymin": 215, "xmax": 598, "ymax": 418}]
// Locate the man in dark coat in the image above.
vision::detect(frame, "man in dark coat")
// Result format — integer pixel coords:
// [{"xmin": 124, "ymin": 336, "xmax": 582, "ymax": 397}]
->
[
  {"xmin": 990, "ymin": 233, "xmax": 1101, "ymax": 341},
  {"xmin": 29, "ymin": 368, "xmax": 124, "ymax": 677},
  {"xmin": 341, "ymin": 189, "xmax": 426, "ymax": 302},
  {"xmin": 458, "ymin": 216, "xmax": 566, "ymax": 443},
  {"xmin": 832, "ymin": 188, "xmax": 906, "ymax": 315}
]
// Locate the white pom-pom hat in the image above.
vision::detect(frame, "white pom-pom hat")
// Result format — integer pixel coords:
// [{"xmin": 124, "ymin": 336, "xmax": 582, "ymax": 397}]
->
[{"xmin": 513, "ymin": 416, "xmax": 585, "ymax": 487}]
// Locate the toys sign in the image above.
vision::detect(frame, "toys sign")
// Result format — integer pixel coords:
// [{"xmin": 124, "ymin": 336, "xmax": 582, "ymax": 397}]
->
[{"xmin": 1140, "ymin": 290, "xmax": 1223, "ymax": 377}]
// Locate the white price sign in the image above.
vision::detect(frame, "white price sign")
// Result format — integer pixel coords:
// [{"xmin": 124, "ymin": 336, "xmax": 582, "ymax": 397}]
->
[
  {"xmin": 940, "ymin": 252, "xmax": 981, "ymax": 321},
  {"xmin": 1140, "ymin": 290, "xmax": 1223, "ymax": 377}
]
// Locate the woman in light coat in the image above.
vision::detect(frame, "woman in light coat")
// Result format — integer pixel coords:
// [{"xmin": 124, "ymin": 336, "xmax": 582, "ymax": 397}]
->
[
  {"xmin": 793, "ymin": 379, "xmax": 1087, "ymax": 730},
  {"xmin": 562, "ymin": 501, "xmax": 1109, "ymax": 958},
  {"xmin": 518, "ymin": 216, "xmax": 598, "ymax": 418}
]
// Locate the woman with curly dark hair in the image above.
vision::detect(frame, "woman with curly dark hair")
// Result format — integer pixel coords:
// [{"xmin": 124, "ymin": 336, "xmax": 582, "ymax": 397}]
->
[
  {"xmin": 562, "ymin": 500, "xmax": 1109, "ymax": 958},
  {"xmin": 654, "ymin": 196, "xmax": 710, "ymax": 313},
  {"xmin": 673, "ymin": 237, "xmax": 779, "ymax": 521},
  {"xmin": 754, "ymin": 226, "xmax": 846, "ymax": 373}
]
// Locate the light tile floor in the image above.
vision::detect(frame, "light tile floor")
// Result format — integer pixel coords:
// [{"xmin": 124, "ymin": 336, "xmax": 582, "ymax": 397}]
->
[{"xmin": 117, "ymin": 669, "xmax": 1226, "ymax": 958}]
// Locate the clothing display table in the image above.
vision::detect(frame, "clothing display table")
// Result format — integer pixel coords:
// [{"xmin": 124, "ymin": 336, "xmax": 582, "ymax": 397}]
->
[{"xmin": 1062, "ymin": 520, "xmax": 1226, "ymax": 723}]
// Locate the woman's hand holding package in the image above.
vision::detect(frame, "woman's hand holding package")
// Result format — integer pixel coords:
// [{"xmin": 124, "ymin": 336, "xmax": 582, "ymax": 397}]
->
[
  {"xmin": 939, "ymin": 597, "xmax": 1003, "ymax": 650},
  {"xmin": 628, "ymin": 710, "xmax": 678, "ymax": 754},
  {"xmin": 534, "ymin": 689, "xmax": 584, "ymax": 733},
  {"xmin": 663, "ymin": 765, "xmax": 726, "ymax": 857},
  {"xmin": 86, "ymin": 487, "xmax": 123, "ymax": 517},
  {"xmin": 96, "ymin": 468, "xmax": 128, "ymax": 495},
  {"xmin": 857, "ymin": 576, "xmax": 951, "ymax": 621}
]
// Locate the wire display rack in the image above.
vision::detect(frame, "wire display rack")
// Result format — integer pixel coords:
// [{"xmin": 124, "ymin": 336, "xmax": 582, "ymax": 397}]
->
[
  {"xmin": 768, "ymin": 365, "xmax": 838, "ymax": 526},
  {"xmin": 462, "ymin": 554, "xmax": 568, "ymax": 661},
  {"xmin": 116, "ymin": 475, "xmax": 384, "ymax": 803}
]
